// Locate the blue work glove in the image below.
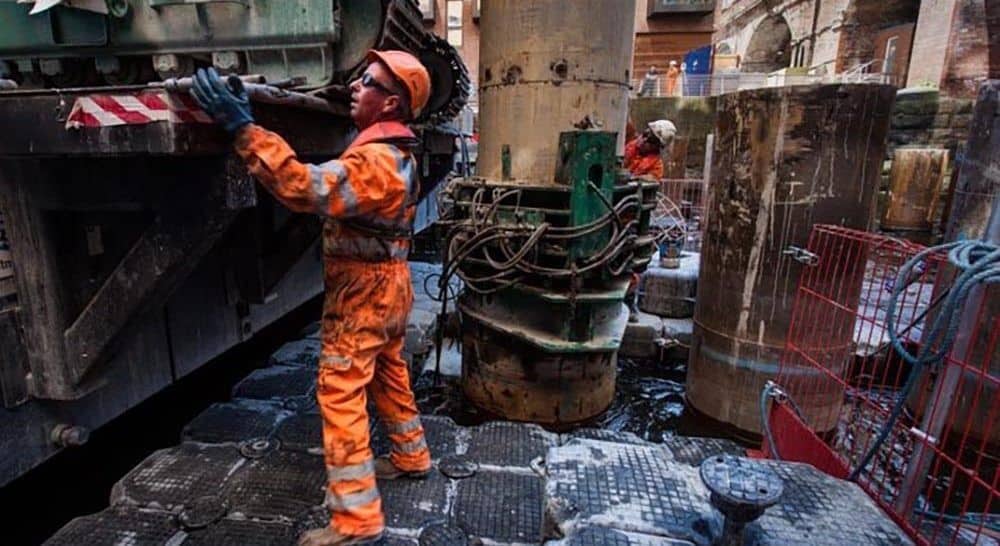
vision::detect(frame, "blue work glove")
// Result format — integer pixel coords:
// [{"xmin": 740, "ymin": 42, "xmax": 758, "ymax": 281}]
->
[{"xmin": 189, "ymin": 67, "xmax": 254, "ymax": 133}]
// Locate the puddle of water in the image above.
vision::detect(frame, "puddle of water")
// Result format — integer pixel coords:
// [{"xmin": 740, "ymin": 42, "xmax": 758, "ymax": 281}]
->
[{"xmin": 413, "ymin": 356, "xmax": 729, "ymax": 443}]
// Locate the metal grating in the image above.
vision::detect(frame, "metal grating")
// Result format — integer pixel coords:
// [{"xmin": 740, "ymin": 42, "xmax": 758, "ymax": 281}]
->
[
  {"xmin": 224, "ymin": 449, "xmax": 326, "ymax": 521},
  {"xmin": 182, "ymin": 400, "xmax": 288, "ymax": 444},
  {"xmin": 380, "ymin": 470, "xmax": 450, "ymax": 529},
  {"xmin": 44, "ymin": 506, "xmax": 183, "ymax": 546},
  {"xmin": 453, "ymin": 469, "xmax": 543, "ymax": 542},
  {"xmin": 232, "ymin": 365, "xmax": 315, "ymax": 401},
  {"xmin": 464, "ymin": 421, "xmax": 557, "ymax": 467},
  {"xmin": 111, "ymin": 443, "xmax": 245, "ymax": 511},
  {"xmin": 181, "ymin": 518, "xmax": 299, "ymax": 545},
  {"xmin": 268, "ymin": 339, "xmax": 321, "ymax": 367}
]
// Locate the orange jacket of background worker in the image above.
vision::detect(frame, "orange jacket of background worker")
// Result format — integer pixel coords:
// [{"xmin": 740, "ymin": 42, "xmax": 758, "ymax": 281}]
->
[
  {"xmin": 624, "ymin": 119, "xmax": 677, "ymax": 180},
  {"xmin": 191, "ymin": 50, "xmax": 434, "ymax": 546}
]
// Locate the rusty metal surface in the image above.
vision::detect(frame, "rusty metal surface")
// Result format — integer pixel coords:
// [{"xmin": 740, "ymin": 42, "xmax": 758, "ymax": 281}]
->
[
  {"xmin": 882, "ymin": 148, "xmax": 948, "ymax": 232},
  {"xmin": 476, "ymin": 0, "xmax": 636, "ymax": 182},
  {"xmin": 687, "ymin": 84, "xmax": 894, "ymax": 435},
  {"xmin": 460, "ymin": 316, "xmax": 617, "ymax": 425}
]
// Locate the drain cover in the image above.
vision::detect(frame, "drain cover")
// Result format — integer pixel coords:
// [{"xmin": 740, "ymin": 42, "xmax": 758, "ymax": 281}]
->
[
  {"xmin": 240, "ymin": 437, "xmax": 280, "ymax": 459},
  {"xmin": 438, "ymin": 455, "xmax": 478, "ymax": 479},
  {"xmin": 177, "ymin": 495, "xmax": 229, "ymax": 530},
  {"xmin": 419, "ymin": 523, "xmax": 469, "ymax": 546},
  {"xmin": 700, "ymin": 455, "xmax": 783, "ymax": 527}
]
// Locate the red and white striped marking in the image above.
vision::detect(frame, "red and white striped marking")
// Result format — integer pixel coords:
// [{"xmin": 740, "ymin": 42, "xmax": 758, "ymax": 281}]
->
[{"xmin": 65, "ymin": 91, "xmax": 213, "ymax": 129}]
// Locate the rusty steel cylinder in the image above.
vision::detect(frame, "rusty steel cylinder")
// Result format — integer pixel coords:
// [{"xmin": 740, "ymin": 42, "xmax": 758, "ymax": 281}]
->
[
  {"xmin": 476, "ymin": 0, "xmax": 636, "ymax": 182},
  {"xmin": 882, "ymin": 148, "xmax": 948, "ymax": 232},
  {"xmin": 687, "ymin": 84, "xmax": 895, "ymax": 436}
]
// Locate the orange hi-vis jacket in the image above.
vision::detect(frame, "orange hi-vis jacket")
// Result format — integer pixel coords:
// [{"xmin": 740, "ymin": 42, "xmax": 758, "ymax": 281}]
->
[
  {"xmin": 624, "ymin": 137, "xmax": 664, "ymax": 179},
  {"xmin": 235, "ymin": 121, "xmax": 420, "ymax": 262},
  {"xmin": 235, "ymin": 121, "xmax": 431, "ymax": 537}
]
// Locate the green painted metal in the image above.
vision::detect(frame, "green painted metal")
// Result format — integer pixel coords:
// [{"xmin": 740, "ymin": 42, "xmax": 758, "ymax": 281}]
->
[
  {"xmin": 0, "ymin": 4, "xmax": 108, "ymax": 51},
  {"xmin": 555, "ymin": 131, "xmax": 616, "ymax": 261},
  {"xmin": 0, "ymin": 0, "xmax": 392, "ymax": 86}
]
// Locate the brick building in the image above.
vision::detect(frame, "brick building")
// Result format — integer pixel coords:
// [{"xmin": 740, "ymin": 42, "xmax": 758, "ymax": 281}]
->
[
  {"xmin": 711, "ymin": 0, "xmax": 998, "ymax": 100},
  {"xmin": 419, "ymin": 0, "xmax": 481, "ymax": 111},
  {"xmin": 421, "ymin": 1, "xmax": 718, "ymax": 107},
  {"xmin": 633, "ymin": 0, "xmax": 715, "ymax": 80}
]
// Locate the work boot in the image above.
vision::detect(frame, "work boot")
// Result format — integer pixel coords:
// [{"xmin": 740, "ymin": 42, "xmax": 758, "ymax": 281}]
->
[
  {"xmin": 627, "ymin": 299, "xmax": 641, "ymax": 323},
  {"xmin": 297, "ymin": 527, "xmax": 384, "ymax": 546},
  {"xmin": 374, "ymin": 455, "xmax": 431, "ymax": 480}
]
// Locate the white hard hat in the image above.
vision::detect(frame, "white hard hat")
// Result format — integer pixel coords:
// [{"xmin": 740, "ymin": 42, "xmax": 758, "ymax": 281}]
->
[{"xmin": 647, "ymin": 120, "xmax": 677, "ymax": 146}]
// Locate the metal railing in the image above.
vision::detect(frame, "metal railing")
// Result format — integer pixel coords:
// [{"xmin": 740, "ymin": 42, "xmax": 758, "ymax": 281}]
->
[
  {"xmin": 632, "ymin": 70, "xmax": 899, "ymax": 98},
  {"xmin": 765, "ymin": 225, "xmax": 1000, "ymax": 545}
]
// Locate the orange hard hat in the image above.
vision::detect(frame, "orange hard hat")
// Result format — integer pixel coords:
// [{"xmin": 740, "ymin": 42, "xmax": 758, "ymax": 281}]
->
[{"xmin": 366, "ymin": 50, "xmax": 431, "ymax": 118}]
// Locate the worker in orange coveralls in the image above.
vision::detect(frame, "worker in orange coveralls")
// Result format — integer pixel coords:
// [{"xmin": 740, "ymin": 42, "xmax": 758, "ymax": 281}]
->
[
  {"xmin": 191, "ymin": 51, "xmax": 433, "ymax": 546},
  {"xmin": 623, "ymin": 119, "xmax": 676, "ymax": 321},
  {"xmin": 624, "ymin": 119, "xmax": 676, "ymax": 180}
]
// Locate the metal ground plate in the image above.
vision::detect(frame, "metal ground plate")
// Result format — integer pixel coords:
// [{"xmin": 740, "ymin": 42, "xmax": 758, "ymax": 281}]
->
[
  {"xmin": 464, "ymin": 421, "xmax": 558, "ymax": 468},
  {"xmin": 268, "ymin": 339, "xmax": 321, "ymax": 367},
  {"xmin": 44, "ymin": 506, "xmax": 183, "ymax": 546},
  {"xmin": 232, "ymin": 365, "xmax": 316, "ymax": 401},
  {"xmin": 545, "ymin": 439, "xmax": 706, "ymax": 541},
  {"xmin": 564, "ymin": 428, "xmax": 655, "ymax": 447},
  {"xmin": 547, "ymin": 526, "xmax": 695, "ymax": 546},
  {"xmin": 662, "ymin": 436, "xmax": 745, "ymax": 466},
  {"xmin": 181, "ymin": 399, "xmax": 289, "ymax": 444},
  {"xmin": 544, "ymin": 439, "xmax": 913, "ymax": 545},
  {"xmin": 274, "ymin": 410, "xmax": 324, "ymax": 454},
  {"xmin": 181, "ymin": 518, "xmax": 299, "ymax": 545},
  {"xmin": 48, "ymin": 325, "xmax": 914, "ymax": 546},
  {"xmin": 371, "ymin": 414, "xmax": 463, "ymax": 460},
  {"xmin": 110, "ymin": 443, "xmax": 246, "ymax": 511},
  {"xmin": 224, "ymin": 448, "xmax": 326, "ymax": 521},
  {"xmin": 454, "ymin": 468, "xmax": 544, "ymax": 543},
  {"xmin": 380, "ymin": 469, "xmax": 450, "ymax": 529}
]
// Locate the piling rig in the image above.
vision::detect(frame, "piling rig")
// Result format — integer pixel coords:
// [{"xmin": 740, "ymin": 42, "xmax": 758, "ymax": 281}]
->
[{"xmin": 437, "ymin": 132, "xmax": 658, "ymax": 425}]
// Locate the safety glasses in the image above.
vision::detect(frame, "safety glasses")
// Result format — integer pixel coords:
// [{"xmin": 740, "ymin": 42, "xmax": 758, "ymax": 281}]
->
[{"xmin": 360, "ymin": 72, "xmax": 396, "ymax": 95}]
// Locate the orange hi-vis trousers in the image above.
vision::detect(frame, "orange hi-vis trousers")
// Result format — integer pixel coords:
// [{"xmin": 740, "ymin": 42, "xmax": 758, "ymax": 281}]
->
[
  {"xmin": 235, "ymin": 121, "xmax": 432, "ymax": 536},
  {"xmin": 318, "ymin": 258, "xmax": 430, "ymax": 536}
]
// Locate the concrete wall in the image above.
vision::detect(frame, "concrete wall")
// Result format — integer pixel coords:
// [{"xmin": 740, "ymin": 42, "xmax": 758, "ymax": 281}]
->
[{"xmin": 630, "ymin": 96, "xmax": 717, "ymax": 176}]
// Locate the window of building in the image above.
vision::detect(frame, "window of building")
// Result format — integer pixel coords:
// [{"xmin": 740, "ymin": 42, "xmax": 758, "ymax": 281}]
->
[
  {"xmin": 417, "ymin": 0, "xmax": 435, "ymax": 22},
  {"xmin": 447, "ymin": 0, "xmax": 463, "ymax": 47},
  {"xmin": 882, "ymin": 36, "xmax": 899, "ymax": 76}
]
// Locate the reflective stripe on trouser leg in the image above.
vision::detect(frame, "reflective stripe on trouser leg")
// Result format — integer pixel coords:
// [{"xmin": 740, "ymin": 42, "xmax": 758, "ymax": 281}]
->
[
  {"xmin": 327, "ymin": 459, "xmax": 375, "ymax": 482},
  {"xmin": 370, "ymin": 335, "xmax": 431, "ymax": 472},
  {"xmin": 384, "ymin": 416, "xmax": 423, "ymax": 435}
]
